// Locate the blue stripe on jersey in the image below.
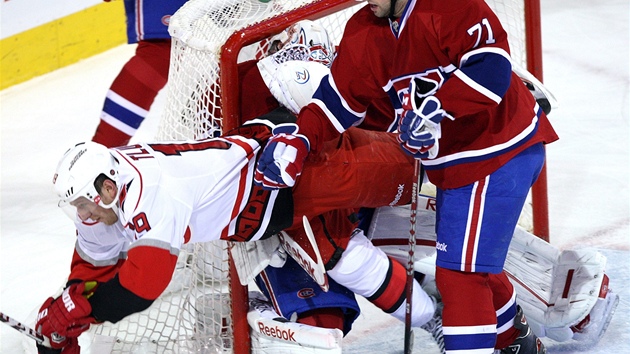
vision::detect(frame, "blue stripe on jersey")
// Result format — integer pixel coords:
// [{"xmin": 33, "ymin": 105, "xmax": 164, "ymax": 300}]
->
[
  {"xmin": 444, "ymin": 331, "xmax": 496, "ymax": 351},
  {"xmin": 123, "ymin": 0, "xmax": 185, "ymax": 43},
  {"xmin": 497, "ymin": 301, "xmax": 518, "ymax": 329},
  {"xmin": 423, "ymin": 106, "xmax": 542, "ymax": 170},
  {"xmin": 103, "ymin": 97, "xmax": 145, "ymax": 129},
  {"xmin": 386, "ymin": 86, "xmax": 402, "ymax": 110},
  {"xmin": 460, "ymin": 51, "xmax": 512, "ymax": 99},
  {"xmin": 312, "ymin": 76, "xmax": 365, "ymax": 131}
]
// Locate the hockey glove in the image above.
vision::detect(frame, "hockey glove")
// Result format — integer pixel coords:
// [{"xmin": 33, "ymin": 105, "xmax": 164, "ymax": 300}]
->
[
  {"xmin": 36, "ymin": 337, "xmax": 79, "ymax": 354},
  {"xmin": 398, "ymin": 77, "xmax": 448, "ymax": 159},
  {"xmin": 36, "ymin": 282, "xmax": 97, "ymax": 344},
  {"xmin": 254, "ymin": 123, "xmax": 310, "ymax": 190}
]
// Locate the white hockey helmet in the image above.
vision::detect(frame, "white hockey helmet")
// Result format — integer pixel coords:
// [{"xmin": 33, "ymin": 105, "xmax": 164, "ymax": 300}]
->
[
  {"xmin": 53, "ymin": 142, "xmax": 120, "ymax": 219},
  {"xmin": 266, "ymin": 20, "xmax": 336, "ymax": 67},
  {"xmin": 258, "ymin": 59, "xmax": 330, "ymax": 115}
]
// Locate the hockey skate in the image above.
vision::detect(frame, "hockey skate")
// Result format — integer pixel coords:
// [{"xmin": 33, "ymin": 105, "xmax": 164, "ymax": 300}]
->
[
  {"xmin": 498, "ymin": 306, "xmax": 546, "ymax": 354},
  {"xmin": 420, "ymin": 310, "xmax": 445, "ymax": 354}
]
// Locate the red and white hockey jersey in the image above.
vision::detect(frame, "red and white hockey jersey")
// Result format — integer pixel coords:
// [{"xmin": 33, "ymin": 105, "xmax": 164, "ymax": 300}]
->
[{"xmin": 297, "ymin": 0, "xmax": 558, "ymax": 189}]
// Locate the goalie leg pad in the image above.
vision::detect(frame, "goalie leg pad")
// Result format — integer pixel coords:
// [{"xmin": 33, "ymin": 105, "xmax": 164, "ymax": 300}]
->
[
  {"xmin": 570, "ymin": 274, "xmax": 619, "ymax": 346},
  {"xmin": 504, "ymin": 226, "xmax": 611, "ymax": 343},
  {"xmin": 293, "ymin": 128, "xmax": 415, "ymax": 219},
  {"xmin": 367, "ymin": 201, "xmax": 438, "ymax": 267},
  {"xmin": 248, "ymin": 292, "xmax": 343, "ymax": 354}
]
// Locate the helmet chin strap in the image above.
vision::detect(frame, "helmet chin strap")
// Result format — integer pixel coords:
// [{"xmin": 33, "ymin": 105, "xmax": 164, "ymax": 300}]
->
[
  {"xmin": 99, "ymin": 183, "xmax": 120, "ymax": 214},
  {"xmin": 389, "ymin": 0, "xmax": 398, "ymax": 19}
]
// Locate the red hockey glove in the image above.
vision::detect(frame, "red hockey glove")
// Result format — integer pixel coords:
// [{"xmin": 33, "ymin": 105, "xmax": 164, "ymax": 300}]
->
[
  {"xmin": 398, "ymin": 77, "xmax": 449, "ymax": 159},
  {"xmin": 36, "ymin": 282, "xmax": 97, "ymax": 345},
  {"xmin": 254, "ymin": 123, "xmax": 310, "ymax": 190}
]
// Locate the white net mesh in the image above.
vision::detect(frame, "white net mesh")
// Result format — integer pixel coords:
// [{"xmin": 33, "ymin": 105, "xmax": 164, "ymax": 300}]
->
[{"xmin": 88, "ymin": 0, "xmax": 534, "ymax": 353}]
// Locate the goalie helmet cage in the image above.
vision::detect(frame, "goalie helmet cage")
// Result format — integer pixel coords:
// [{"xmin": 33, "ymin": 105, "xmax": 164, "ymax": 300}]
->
[{"xmin": 86, "ymin": 0, "xmax": 547, "ymax": 353}]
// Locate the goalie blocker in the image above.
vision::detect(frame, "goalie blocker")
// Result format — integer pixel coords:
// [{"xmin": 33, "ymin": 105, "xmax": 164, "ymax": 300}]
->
[{"xmin": 367, "ymin": 195, "xmax": 619, "ymax": 347}]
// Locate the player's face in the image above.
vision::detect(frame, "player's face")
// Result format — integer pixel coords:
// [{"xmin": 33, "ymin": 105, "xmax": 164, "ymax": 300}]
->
[
  {"xmin": 367, "ymin": 0, "xmax": 406, "ymax": 18},
  {"xmin": 68, "ymin": 196, "xmax": 118, "ymax": 225}
]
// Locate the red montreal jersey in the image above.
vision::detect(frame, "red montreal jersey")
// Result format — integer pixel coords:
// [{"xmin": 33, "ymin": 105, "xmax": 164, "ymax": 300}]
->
[{"xmin": 297, "ymin": 0, "xmax": 558, "ymax": 189}]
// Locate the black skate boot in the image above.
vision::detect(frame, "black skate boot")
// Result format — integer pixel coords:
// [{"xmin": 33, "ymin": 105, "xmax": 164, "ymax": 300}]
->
[
  {"xmin": 499, "ymin": 306, "xmax": 546, "ymax": 354},
  {"xmin": 420, "ymin": 310, "xmax": 445, "ymax": 354}
]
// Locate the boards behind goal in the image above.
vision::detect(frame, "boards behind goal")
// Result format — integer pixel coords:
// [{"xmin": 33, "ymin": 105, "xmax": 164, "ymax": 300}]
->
[{"xmin": 87, "ymin": 1, "xmax": 548, "ymax": 353}]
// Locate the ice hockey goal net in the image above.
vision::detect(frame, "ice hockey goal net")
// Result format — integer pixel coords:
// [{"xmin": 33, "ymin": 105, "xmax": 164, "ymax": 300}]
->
[{"xmin": 87, "ymin": 0, "xmax": 547, "ymax": 353}]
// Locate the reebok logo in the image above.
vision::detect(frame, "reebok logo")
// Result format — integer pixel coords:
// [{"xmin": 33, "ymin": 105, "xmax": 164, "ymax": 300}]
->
[
  {"xmin": 436, "ymin": 241, "xmax": 447, "ymax": 252},
  {"xmin": 390, "ymin": 184, "xmax": 405, "ymax": 206},
  {"xmin": 258, "ymin": 322, "xmax": 296, "ymax": 342},
  {"xmin": 62, "ymin": 288, "xmax": 76, "ymax": 312}
]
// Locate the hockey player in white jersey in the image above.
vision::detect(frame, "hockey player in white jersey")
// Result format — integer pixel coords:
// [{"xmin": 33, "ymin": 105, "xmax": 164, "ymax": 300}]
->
[{"xmin": 35, "ymin": 92, "xmax": 432, "ymax": 354}]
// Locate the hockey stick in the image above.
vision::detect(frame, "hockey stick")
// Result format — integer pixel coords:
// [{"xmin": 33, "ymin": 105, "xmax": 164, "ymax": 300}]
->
[
  {"xmin": 276, "ymin": 216, "xmax": 329, "ymax": 292},
  {"xmin": 404, "ymin": 160, "xmax": 424, "ymax": 354},
  {"xmin": 0, "ymin": 311, "xmax": 47, "ymax": 345}
]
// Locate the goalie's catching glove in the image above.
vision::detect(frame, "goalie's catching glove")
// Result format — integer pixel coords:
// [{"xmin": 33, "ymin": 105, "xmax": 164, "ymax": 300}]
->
[
  {"xmin": 254, "ymin": 123, "xmax": 310, "ymax": 190},
  {"xmin": 398, "ymin": 77, "xmax": 449, "ymax": 159},
  {"xmin": 36, "ymin": 281, "xmax": 97, "ymax": 350}
]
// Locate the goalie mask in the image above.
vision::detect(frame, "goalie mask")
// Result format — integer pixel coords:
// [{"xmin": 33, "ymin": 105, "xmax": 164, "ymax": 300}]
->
[
  {"xmin": 258, "ymin": 60, "xmax": 330, "ymax": 115},
  {"xmin": 266, "ymin": 20, "xmax": 335, "ymax": 67},
  {"xmin": 53, "ymin": 141, "xmax": 120, "ymax": 221}
]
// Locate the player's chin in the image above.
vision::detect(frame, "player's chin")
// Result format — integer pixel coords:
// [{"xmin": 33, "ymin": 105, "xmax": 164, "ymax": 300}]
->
[
  {"xmin": 101, "ymin": 214, "xmax": 119, "ymax": 225},
  {"xmin": 370, "ymin": 6, "xmax": 388, "ymax": 18}
]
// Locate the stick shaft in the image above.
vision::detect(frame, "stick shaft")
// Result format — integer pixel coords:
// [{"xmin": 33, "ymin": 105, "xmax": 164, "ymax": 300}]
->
[
  {"xmin": 404, "ymin": 161, "xmax": 424, "ymax": 353},
  {"xmin": 1, "ymin": 311, "xmax": 44, "ymax": 344}
]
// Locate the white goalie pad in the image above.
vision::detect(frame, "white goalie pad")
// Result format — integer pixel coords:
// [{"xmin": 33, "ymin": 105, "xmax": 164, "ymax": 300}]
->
[
  {"xmin": 505, "ymin": 226, "xmax": 608, "ymax": 341},
  {"xmin": 230, "ymin": 236, "xmax": 281, "ymax": 286},
  {"xmin": 248, "ymin": 291, "xmax": 343, "ymax": 354},
  {"xmin": 367, "ymin": 194, "xmax": 439, "ymax": 268},
  {"xmin": 367, "ymin": 198, "xmax": 609, "ymax": 342}
]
